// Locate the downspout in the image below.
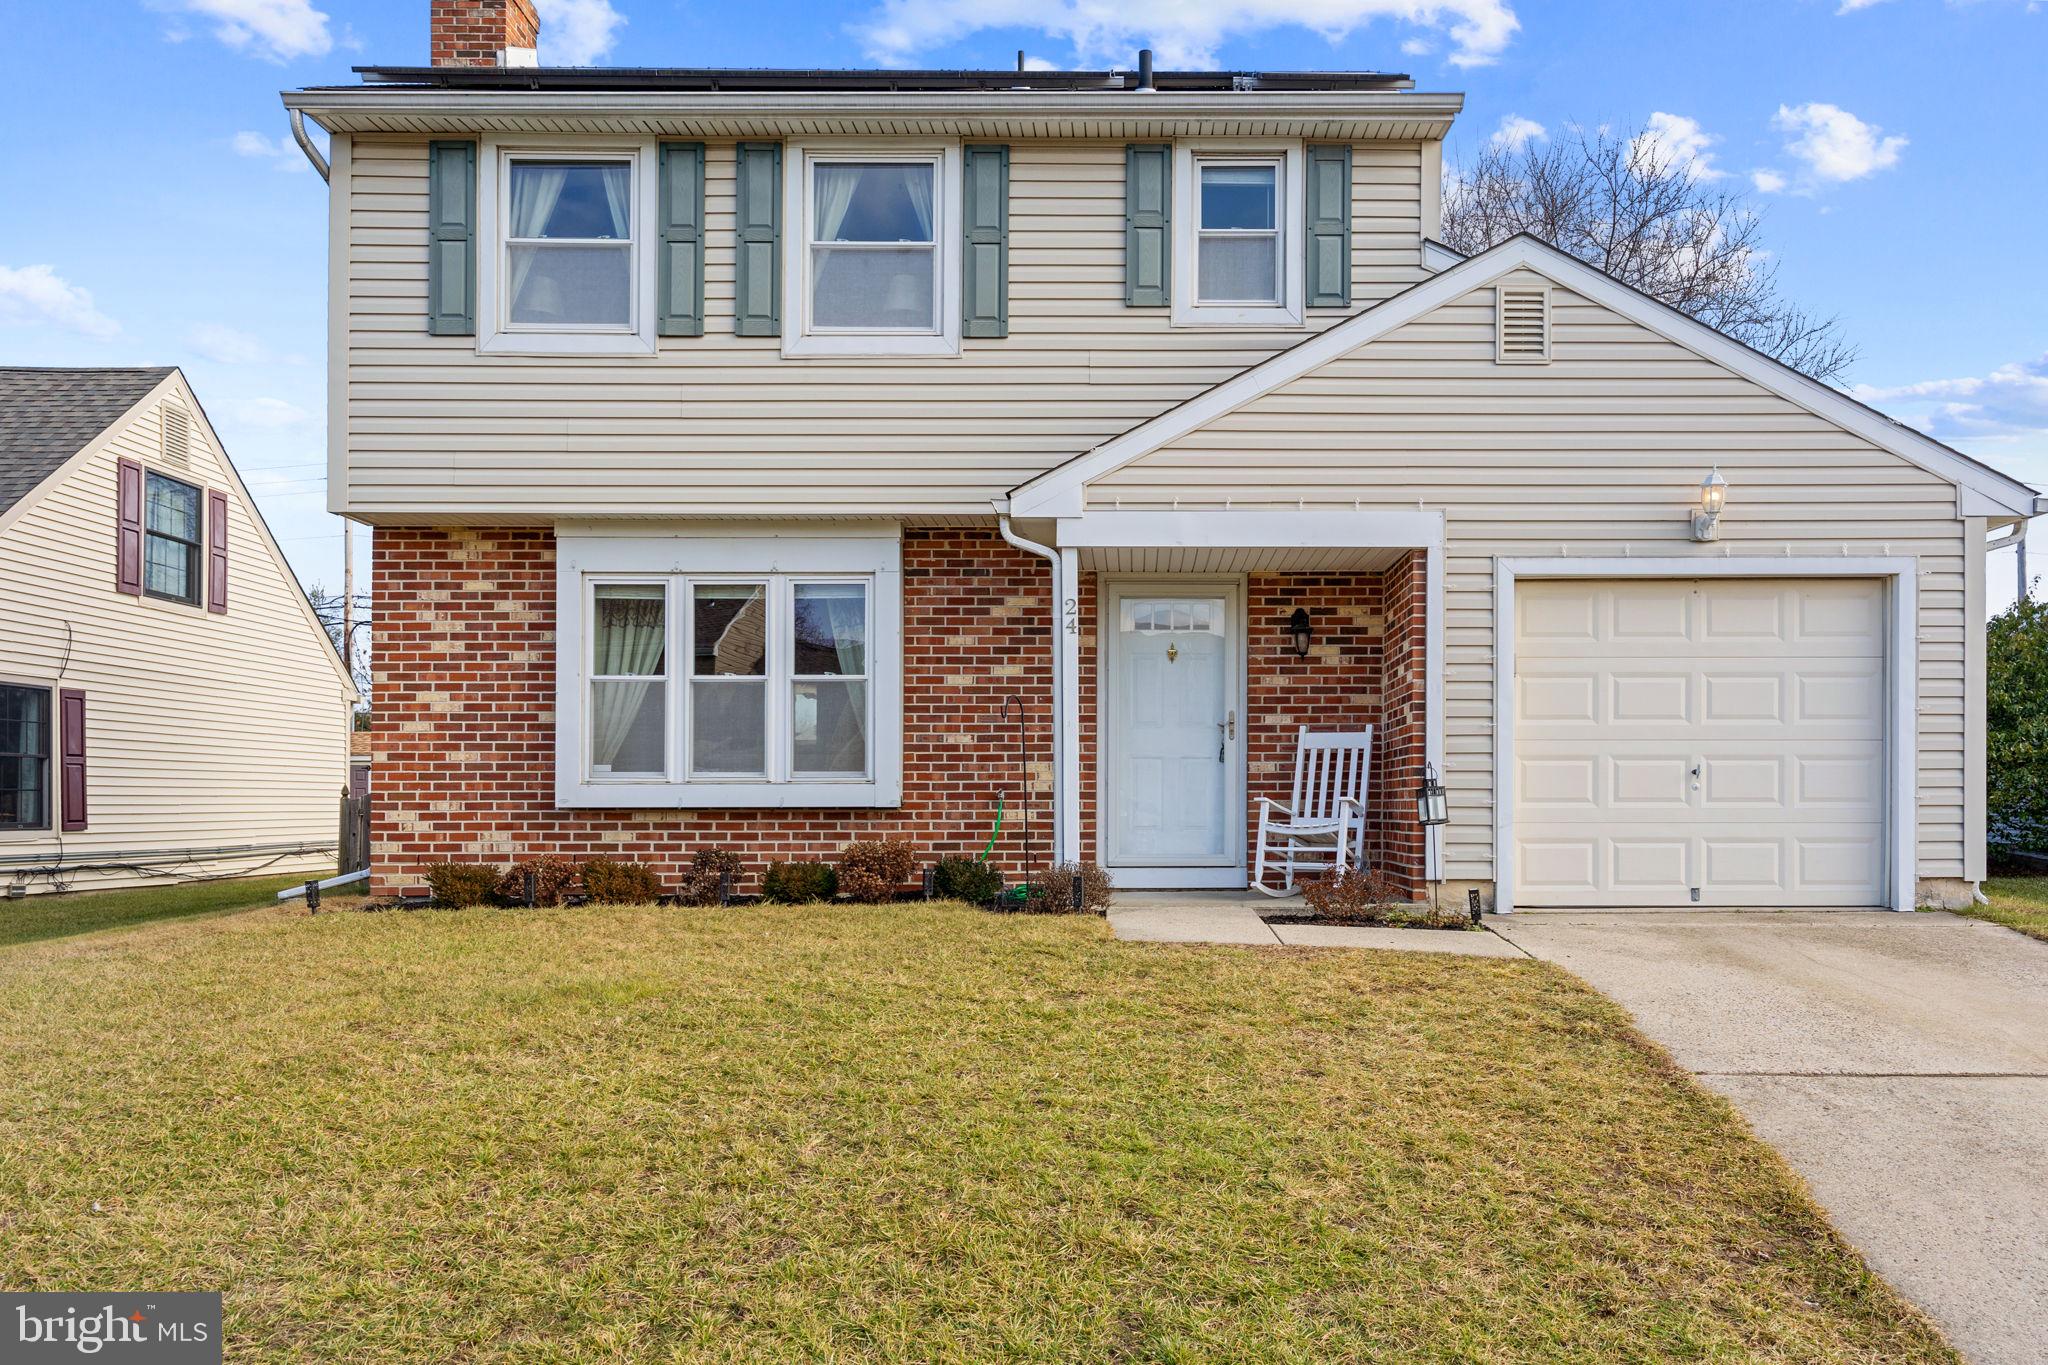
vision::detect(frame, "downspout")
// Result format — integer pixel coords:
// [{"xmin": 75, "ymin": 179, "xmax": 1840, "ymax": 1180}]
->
[
  {"xmin": 289, "ymin": 109, "xmax": 330, "ymax": 182},
  {"xmin": 998, "ymin": 510, "xmax": 1071, "ymax": 863}
]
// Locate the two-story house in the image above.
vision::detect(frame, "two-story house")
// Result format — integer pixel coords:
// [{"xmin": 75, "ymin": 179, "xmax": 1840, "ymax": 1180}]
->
[{"xmin": 285, "ymin": 0, "xmax": 2040, "ymax": 909}]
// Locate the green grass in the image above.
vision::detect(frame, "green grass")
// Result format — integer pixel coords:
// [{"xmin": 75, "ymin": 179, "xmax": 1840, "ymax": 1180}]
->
[
  {"xmin": 0, "ymin": 902, "xmax": 1951, "ymax": 1363},
  {"xmin": 0, "ymin": 872, "xmax": 357, "ymax": 949},
  {"xmin": 1962, "ymin": 876, "xmax": 2048, "ymax": 943}
]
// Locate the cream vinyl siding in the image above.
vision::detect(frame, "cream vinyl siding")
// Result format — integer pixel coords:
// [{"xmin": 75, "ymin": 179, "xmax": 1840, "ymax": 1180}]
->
[
  {"xmin": 341, "ymin": 137, "xmax": 1426, "ymax": 522},
  {"xmin": 0, "ymin": 392, "xmax": 351, "ymax": 892},
  {"xmin": 1089, "ymin": 270, "xmax": 1970, "ymax": 883}
]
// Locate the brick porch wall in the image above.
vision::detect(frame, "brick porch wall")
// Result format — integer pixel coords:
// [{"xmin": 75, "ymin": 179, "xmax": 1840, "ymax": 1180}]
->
[{"xmin": 372, "ymin": 529, "xmax": 1426, "ymax": 898}]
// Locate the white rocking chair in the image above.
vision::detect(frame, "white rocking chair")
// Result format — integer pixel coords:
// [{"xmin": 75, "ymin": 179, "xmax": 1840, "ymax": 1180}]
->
[{"xmin": 1251, "ymin": 726, "xmax": 1373, "ymax": 897}]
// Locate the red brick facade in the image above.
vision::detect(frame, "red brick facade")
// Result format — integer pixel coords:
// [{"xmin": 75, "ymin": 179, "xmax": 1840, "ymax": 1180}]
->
[
  {"xmin": 429, "ymin": 0, "xmax": 537, "ymax": 66},
  {"xmin": 371, "ymin": 528, "xmax": 1426, "ymax": 898}
]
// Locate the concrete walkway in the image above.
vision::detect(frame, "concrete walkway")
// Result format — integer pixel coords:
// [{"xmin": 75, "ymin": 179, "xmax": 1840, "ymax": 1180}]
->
[
  {"xmin": 1107, "ymin": 892, "xmax": 1525, "ymax": 957},
  {"xmin": 1488, "ymin": 910, "xmax": 2048, "ymax": 1365}
]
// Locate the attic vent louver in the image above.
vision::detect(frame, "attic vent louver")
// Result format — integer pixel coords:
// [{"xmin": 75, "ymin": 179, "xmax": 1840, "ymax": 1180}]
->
[
  {"xmin": 161, "ymin": 402, "xmax": 192, "ymax": 466},
  {"xmin": 1496, "ymin": 285, "xmax": 1550, "ymax": 364}
]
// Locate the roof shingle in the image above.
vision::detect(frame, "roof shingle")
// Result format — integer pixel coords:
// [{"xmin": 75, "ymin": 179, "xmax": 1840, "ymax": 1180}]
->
[{"xmin": 0, "ymin": 367, "xmax": 175, "ymax": 516}]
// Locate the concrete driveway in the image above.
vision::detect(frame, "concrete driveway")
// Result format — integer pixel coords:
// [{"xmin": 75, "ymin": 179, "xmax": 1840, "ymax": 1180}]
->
[{"xmin": 1488, "ymin": 910, "xmax": 2048, "ymax": 1365}]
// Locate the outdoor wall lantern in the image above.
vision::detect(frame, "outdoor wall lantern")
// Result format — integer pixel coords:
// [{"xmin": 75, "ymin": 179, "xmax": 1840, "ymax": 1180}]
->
[
  {"xmin": 1416, "ymin": 764, "xmax": 1450, "ymax": 827},
  {"xmin": 1288, "ymin": 608, "xmax": 1313, "ymax": 659},
  {"xmin": 1691, "ymin": 467, "xmax": 1729, "ymax": 542}
]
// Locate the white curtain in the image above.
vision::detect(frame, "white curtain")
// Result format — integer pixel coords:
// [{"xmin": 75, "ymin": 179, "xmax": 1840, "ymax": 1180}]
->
[
  {"xmin": 813, "ymin": 164, "xmax": 862, "ymax": 241},
  {"xmin": 901, "ymin": 165, "xmax": 933, "ymax": 242},
  {"xmin": 591, "ymin": 590, "xmax": 664, "ymax": 769},
  {"xmin": 508, "ymin": 164, "xmax": 569, "ymax": 301},
  {"xmin": 596, "ymin": 163, "xmax": 631, "ymax": 239}
]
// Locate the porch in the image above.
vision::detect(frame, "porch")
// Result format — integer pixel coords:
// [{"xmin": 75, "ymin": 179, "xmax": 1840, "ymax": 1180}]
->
[
  {"xmin": 1106, "ymin": 890, "xmax": 1522, "ymax": 956},
  {"xmin": 1004, "ymin": 509, "xmax": 1444, "ymax": 897}
]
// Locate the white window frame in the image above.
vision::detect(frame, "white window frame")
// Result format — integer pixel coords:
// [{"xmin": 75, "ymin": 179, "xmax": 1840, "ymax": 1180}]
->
[
  {"xmin": 555, "ymin": 526, "xmax": 903, "ymax": 808},
  {"xmin": 476, "ymin": 137, "xmax": 659, "ymax": 357},
  {"xmin": 782, "ymin": 140, "xmax": 963, "ymax": 359},
  {"xmin": 1172, "ymin": 141, "xmax": 1306, "ymax": 329}
]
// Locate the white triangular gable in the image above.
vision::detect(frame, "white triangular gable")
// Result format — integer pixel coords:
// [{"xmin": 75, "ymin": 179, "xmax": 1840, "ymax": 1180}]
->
[{"xmin": 1007, "ymin": 234, "xmax": 2041, "ymax": 521}]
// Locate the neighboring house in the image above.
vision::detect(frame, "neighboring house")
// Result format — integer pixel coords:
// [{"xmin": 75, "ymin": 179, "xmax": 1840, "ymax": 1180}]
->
[
  {"xmin": 0, "ymin": 368, "xmax": 357, "ymax": 896},
  {"xmin": 284, "ymin": 0, "xmax": 2041, "ymax": 909},
  {"xmin": 350, "ymin": 730, "xmax": 372, "ymax": 798}
]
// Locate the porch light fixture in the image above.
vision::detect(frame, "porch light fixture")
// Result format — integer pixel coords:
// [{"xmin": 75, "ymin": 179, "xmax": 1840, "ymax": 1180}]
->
[
  {"xmin": 1691, "ymin": 467, "xmax": 1729, "ymax": 542},
  {"xmin": 1288, "ymin": 608, "xmax": 1313, "ymax": 659},
  {"xmin": 1416, "ymin": 764, "xmax": 1449, "ymax": 827}
]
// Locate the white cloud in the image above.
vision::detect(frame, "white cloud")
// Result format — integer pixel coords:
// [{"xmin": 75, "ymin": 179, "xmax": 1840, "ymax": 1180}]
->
[
  {"xmin": 1489, "ymin": 114, "xmax": 1546, "ymax": 151},
  {"xmin": 170, "ymin": 0, "xmax": 332, "ymax": 62},
  {"xmin": 1631, "ymin": 111, "xmax": 1725, "ymax": 180},
  {"xmin": 188, "ymin": 323, "xmax": 275, "ymax": 365},
  {"xmin": 0, "ymin": 264, "xmax": 121, "ymax": 341},
  {"xmin": 853, "ymin": 0, "xmax": 1520, "ymax": 71},
  {"xmin": 1750, "ymin": 168, "xmax": 1787, "ymax": 193},
  {"xmin": 226, "ymin": 397, "xmax": 313, "ymax": 428},
  {"xmin": 1836, "ymin": 0, "xmax": 1890, "ymax": 12},
  {"xmin": 1400, "ymin": 36, "xmax": 1434, "ymax": 55},
  {"xmin": 1853, "ymin": 355, "xmax": 2048, "ymax": 443},
  {"xmin": 536, "ymin": 0, "xmax": 626, "ymax": 65},
  {"xmin": 232, "ymin": 130, "xmax": 309, "ymax": 172},
  {"xmin": 1772, "ymin": 102, "xmax": 1907, "ymax": 183}
]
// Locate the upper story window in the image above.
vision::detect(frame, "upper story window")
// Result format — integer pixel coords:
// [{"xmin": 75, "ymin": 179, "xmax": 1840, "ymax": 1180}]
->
[
  {"xmin": 1172, "ymin": 143, "xmax": 1305, "ymax": 329},
  {"xmin": 477, "ymin": 140, "xmax": 657, "ymax": 357},
  {"xmin": 0, "ymin": 683, "xmax": 50, "ymax": 832},
  {"xmin": 144, "ymin": 471, "xmax": 202, "ymax": 605},
  {"xmin": 783, "ymin": 143, "xmax": 962, "ymax": 358}
]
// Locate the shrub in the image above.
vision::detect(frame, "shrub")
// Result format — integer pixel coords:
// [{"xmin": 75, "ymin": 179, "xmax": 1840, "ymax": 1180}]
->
[
  {"xmin": 932, "ymin": 855, "xmax": 1004, "ymax": 905},
  {"xmin": 837, "ymin": 839, "xmax": 918, "ymax": 902},
  {"xmin": 423, "ymin": 862, "xmax": 498, "ymax": 909},
  {"xmin": 1301, "ymin": 867, "xmax": 1409, "ymax": 920},
  {"xmin": 1018, "ymin": 860, "xmax": 1114, "ymax": 915},
  {"xmin": 496, "ymin": 855, "xmax": 576, "ymax": 907},
  {"xmin": 762, "ymin": 861, "xmax": 838, "ymax": 904},
  {"xmin": 581, "ymin": 858, "xmax": 663, "ymax": 904},
  {"xmin": 676, "ymin": 847, "xmax": 745, "ymax": 906},
  {"xmin": 1989, "ymin": 596, "xmax": 2048, "ymax": 853}
]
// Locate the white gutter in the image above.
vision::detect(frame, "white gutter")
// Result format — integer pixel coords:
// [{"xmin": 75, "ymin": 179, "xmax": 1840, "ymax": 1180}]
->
[
  {"xmin": 998, "ymin": 512, "xmax": 1078, "ymax": 864},
  {"xmin": 289, "ymin": 108, "xmax": 330, "ymax": 181}
]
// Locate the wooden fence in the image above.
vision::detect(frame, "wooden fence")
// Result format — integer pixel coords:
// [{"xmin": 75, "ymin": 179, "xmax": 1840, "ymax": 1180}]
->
[{"xmin": 340, "ymin": 795, "xmax": 370, "ymax": 874}]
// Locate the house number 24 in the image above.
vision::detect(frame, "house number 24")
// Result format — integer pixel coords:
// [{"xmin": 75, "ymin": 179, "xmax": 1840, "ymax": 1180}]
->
[{"xmin": 1063, "ymin": 596, "xmax": 1080, "ymax": 635}]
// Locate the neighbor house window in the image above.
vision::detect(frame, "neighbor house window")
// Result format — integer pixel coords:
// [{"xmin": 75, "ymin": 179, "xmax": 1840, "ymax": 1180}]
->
[
  {"xmin": 556, "ymin": 533, "xmax": 902, "ymax": 808},
  {"xmin": 784, "ymin": 144, "xmax": 962, "ymax": 358},
  {"xmin": 504, "ymin": 157, "xmax": 634, "ymax": 330},
  {"xmin": 0, "ymin": 684, "xmax": 50, "ymax": 832},
  {"xmin": 478, "ymin": 141, "xmax": 656, "ymax": 356},
  {"xmin": 143, "ymin": 471, "xmax": 202, "ymax": 605},
  {"xmin": 1172, "ymin": 143, "xmax": 1305, "ymax": 328}
]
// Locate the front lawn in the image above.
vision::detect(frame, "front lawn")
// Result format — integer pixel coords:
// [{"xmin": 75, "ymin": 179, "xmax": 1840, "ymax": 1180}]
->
[
  {"xmin": 0, "ymin": 902, "xmax": 1950, "ymax": 1362},
  {"xmin": 0, "ymin": 871, "xmax": 355, "ymax": 949},
  {"xmin": 1965, "ymin": 876, "xmax": 2048, "ymax": 943}
]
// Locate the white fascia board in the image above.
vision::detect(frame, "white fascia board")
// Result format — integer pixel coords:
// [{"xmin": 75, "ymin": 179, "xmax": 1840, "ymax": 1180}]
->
[
  {"xmin": 1053, "ymin": 508, "xmax": 1441, "ymax": 549},
  {"xmin": 1009, "ymin": 234, "xmax": 2041, "ymax": 521}
]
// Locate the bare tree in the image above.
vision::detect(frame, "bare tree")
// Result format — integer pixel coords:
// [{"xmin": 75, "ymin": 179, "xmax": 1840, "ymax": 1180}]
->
[
  {"xmin": 306, "ymin": 581, "xmax": 372, "ymax": 720},
  {"xmin": 1441, "ymin": 124, "xmax": 1857, "ymax": 384}
]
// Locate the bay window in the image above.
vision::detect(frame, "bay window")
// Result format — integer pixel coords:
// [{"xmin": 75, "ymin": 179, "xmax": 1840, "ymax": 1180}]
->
[
  {"xmin": 1172, "ymin": 142, "xmax": 1305, "ymax": 328},
  {"xmin": 557, "ymin": 531, "xmax": 902, "ymax": 808},
  {"xmin": 783, "ymin": 143, "xmax": 962, "ymax": 358}
]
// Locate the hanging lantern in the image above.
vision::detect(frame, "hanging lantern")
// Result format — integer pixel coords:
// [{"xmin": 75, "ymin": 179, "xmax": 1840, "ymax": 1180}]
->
[
  {"xmin": 1288, "ymin": 607, "xmax": 1313, "ymax": 659},
  {"xmin": 1416, "ymin": 763, "xmax": 1449, "ymax": 827}
]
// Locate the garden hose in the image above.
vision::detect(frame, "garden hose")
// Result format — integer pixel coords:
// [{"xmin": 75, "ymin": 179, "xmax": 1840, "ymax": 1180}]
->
[{"xmin": 979, "ymin": 794, "xmax": 1005, "ymax": 863}]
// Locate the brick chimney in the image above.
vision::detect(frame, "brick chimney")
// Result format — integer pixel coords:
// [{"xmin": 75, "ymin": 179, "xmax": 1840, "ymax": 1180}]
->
[{"xmin": 430, "ymin": 0, "xmax": 539, "ymax": 68}]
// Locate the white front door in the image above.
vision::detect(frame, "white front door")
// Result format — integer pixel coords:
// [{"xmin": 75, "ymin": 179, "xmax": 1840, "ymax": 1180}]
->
[{"xmin": 1104, "ymin": 587, "xmax": 1243, "ymax": 887}]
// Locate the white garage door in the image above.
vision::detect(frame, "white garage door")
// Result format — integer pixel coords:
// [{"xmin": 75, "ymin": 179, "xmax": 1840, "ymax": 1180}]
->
[{"xmin": 1513, "ymin": 578, "xmax": 1888, "ymax": 908}]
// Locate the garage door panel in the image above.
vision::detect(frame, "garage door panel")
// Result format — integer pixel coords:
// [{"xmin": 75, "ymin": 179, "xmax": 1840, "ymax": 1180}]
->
[{"xmin": 1514, "ymin": 577, "xmax": 1887, "ymax": 909}]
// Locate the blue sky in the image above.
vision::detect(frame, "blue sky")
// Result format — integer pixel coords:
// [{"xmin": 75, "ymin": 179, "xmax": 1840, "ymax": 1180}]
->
[{"xmin": 2, "ymin": 0, "xmax": 2043, "ymax": 607}]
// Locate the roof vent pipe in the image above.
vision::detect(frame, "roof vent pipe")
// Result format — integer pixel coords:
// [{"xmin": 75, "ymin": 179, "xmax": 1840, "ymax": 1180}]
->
[
  {"xmin": 1017, "ymin": 50, "xmax": 1026, "ymax": 72},
  {"xmin": 1135, "ymin": 49, "xmax": 1155, "ymax": 93}
]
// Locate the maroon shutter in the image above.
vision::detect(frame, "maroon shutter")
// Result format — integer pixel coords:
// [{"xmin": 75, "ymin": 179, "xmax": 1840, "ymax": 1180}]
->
[
  {"xmin": 115, "ymin": 458, "xmax": 143, "ymax": 595},
  {"xmin": 207, "ymin": 489, "xmax": 229, "ymax": 614},
  {"xmin": 59, "ymin": 689, "xmax": 87, "ymax": 832}
]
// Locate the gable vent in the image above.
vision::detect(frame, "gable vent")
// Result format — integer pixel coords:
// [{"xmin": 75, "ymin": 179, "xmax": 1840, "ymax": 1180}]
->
[
  {"xmin": 160, "ymin": 402, "xmax": 192, "ymax": 467},
  {"xmin": 1497, "ymin": 285, "xmax": 1551, "ymax": 364}
]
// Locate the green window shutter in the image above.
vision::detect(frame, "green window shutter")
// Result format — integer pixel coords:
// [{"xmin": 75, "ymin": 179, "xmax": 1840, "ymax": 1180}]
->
[
  {"xmin": 1304, "ymin": 143, "xmax": 1352, "ymax": 309},
  {"xmin": 733, "ymin": 142, "xmax": 782, "ymax": 336},
  {"xmin": 1125, "ymin": 144, "xmax": 1171, "ymax": 307},
  {"xmin": 962, "ymin": 144, "xmax": 1009, "ymax": 338},
  {"xmin": 657, "ymin": 142, "xmax": 706, "ymax": 337},
  {"xmin": 426, "ymin": 140, "xmax": 476, "ymax": 336}
]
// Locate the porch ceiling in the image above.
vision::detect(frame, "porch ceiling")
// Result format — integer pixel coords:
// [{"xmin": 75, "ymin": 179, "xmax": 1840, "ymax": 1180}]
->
[{"xmin": 1076, "ymin": 545, "xmax": 1408, "ymax": 574}]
